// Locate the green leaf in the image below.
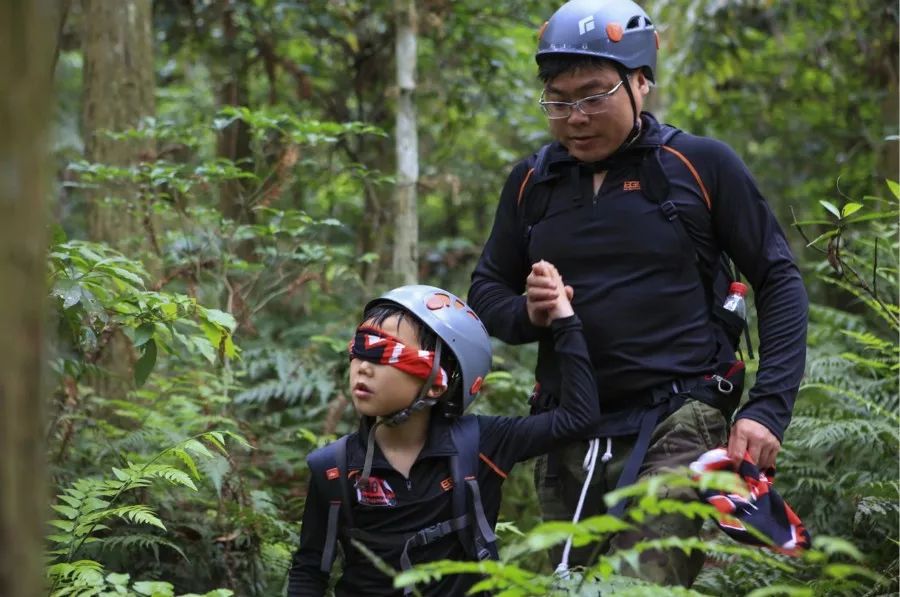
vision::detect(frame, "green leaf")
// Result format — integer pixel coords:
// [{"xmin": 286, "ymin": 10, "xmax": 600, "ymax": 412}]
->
[
  {"xmin": 203, "ymin": 308, "xmax": 237, "ymax": 332},
  {"xmin": 200, "ymin": 454, "xmax": 231, "ymax": 498},
  {"xmin": 133, "ymin": 323, "xmax": 155, "ymax": 348},
  {"xmin": 51, "ymin": 504, "xmax": 79, "ymax": 519},
  {"xmin": 132, "ymin": 580, "xmax": 175, "ymax": 596},
  {"xmin": 819, "ymin": 200, "xmax": 841, "ymax": 218},
  {"xmin": 183, "ymin": 438, "xmax": 213, "ymax": 459},
  {"xmin": 108, "ymin": 266, "xmax": 145, "ymax": 288},
  {"xmin": 805, "ymin": 229, "xmax": 838, "ymax": 247},
  {"xmin": 172, "ymin": 448, "xmax": 200, "ymax": 480},
  {"xmin": 887, "ymin": 179, "xmax": 899, "ymax": 199},
  {"xmin": 824, "ymin": 563, "xmax": 886, "ymax": 584},
  {"xmin": 840, "ymin": 202, "xmax": 862, "ymax": 217},
  {"xmin": 106, "ymin": 572, "xmax": 130, "ymax": 587},
  {"xmin": 134, "ymin": 339, "xmax": 157, "ymax": 387},
  {"xmin": 62, "ymin": 283, "xmax": 83, "ymax": 309},
  {"xmin": 205, "ymin": 431, "xmax": 227, "ymax": 453},
  {"xmin": 48, "ymin": 519, "xmax": 75, "ymax": 533},
  {"xmin": 193, "ymin": 337, "xmax": 217, "ymax": 364}
]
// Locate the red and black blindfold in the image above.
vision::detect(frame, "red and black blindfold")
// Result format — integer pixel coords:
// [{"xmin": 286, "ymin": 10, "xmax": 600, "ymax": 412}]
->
[{"xmin": 349, "ymin": 326, "xmax": 448, "ymax": 388}]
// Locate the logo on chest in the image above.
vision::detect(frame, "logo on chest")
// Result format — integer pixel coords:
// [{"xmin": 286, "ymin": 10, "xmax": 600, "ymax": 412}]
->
[
  {"xmin": 352, "ymin": 474, "xmax": 398, "ymax": 507},
  {"xmin": 623, "ymin": 180, "xmax": 641, "ymax": 191}
]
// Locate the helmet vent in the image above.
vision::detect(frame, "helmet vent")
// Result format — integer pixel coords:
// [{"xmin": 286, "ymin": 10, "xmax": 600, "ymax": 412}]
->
[
  {"xmin": 626, "ymin": 15, "xmax": 642, "ymax": 29},
  {"xmin": 645, "ymin": 18, "xmax": 653, "ymax": 26}
]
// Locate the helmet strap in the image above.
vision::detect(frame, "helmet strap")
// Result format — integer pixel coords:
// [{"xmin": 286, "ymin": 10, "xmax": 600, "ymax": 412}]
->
[
  {"xmin": 358, "ymin": 338, "xmax": 443, "ymax": 486},
  {"xmin": 614, "ymin": 64, "xmax": 642, "ymax": 152}
]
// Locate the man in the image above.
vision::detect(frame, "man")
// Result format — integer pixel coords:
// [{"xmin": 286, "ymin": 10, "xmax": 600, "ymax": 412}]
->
[{"xmin": 468, "ymin": 0, "xmax": 808, "ymax": 587}]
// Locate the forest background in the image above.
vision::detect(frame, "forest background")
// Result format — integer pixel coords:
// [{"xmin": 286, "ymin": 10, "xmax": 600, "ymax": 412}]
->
[{"xmin": 2, "ymin": 0, "xmax": 898, "ymax": 596}]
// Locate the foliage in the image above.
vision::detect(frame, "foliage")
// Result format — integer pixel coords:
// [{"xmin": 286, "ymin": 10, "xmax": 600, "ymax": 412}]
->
[
  {"xmin": 44, "ymin": 1, "xmax": 898, "ymax": 596},
  {"xmin": 655, "ymin": 0, "xmax": 898, "ymax": 228},
  {"xmin": 47, "ymin": 432, "xmax": 246, "ymax": 597},
  {"xmin": 396, "ymin": 473, "xmax": 889, "ymax": 596},
  {"xmin": 49, "ymin": 237, "xmax": 238, "ymax": 386}
]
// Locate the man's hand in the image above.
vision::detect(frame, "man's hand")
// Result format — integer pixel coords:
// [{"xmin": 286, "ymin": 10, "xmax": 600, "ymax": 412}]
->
[
  {"xmin": 542, "ymin": 262, "xmax": 574, "ymax": 322},
  {"xmin": 727, "ymin": 418, "xmax": 780, "ymax": 470},
  {"xmin": 526, "ymin": 260, "xmax": 574, "ymax": 327}
]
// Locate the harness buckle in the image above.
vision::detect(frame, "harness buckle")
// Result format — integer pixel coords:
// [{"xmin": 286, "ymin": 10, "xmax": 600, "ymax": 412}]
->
[
  {"xmin": 415, "ymin": 522, "xmax": 448, "ymax": 545},
  {"xmin": 660, "ymin": 200, "xmax": 679, "ymax": 222}
]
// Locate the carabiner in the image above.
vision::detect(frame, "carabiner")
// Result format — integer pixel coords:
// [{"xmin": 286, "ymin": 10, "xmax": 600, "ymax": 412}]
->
[{"xmin": 712, "ymin": 374, "xmax": 734, "ymax": 395}]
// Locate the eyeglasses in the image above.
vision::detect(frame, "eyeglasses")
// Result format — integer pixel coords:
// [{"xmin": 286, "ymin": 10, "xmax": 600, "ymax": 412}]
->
[{"xmin": 539, "ymin": 78, "xmax": 628, "ymax": 119}]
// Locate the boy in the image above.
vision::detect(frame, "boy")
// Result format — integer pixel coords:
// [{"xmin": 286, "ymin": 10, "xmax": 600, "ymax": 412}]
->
[{"xmin": 288, "ymin": 262, "xmax": 598, "ymax": 596}]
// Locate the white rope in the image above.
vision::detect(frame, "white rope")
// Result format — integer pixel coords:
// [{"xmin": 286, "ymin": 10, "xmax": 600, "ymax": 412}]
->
[
  {"xmin": 601, "ymin": 437, "xmax": 613, "ymax": 463},
  {"xmin": 555, "ymin": 437, "xmax": 603, "ymax": 578}
]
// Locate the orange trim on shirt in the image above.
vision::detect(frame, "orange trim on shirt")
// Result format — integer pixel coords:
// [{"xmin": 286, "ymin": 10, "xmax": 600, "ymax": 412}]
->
[
  {"xmin": 479, "ymin": 453, "xmax": 508, "ymax": 479},
  {"xmin": 517, "ymin": 168, "xmax": 536, "ymax": 207},
  {"xmin": 661, "ymin": 145, "xmax": 712, "ymax": 210}
]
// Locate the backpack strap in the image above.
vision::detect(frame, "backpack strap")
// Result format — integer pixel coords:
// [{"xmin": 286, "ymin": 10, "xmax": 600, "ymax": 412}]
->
[
  {"xmin": 449, "ymin": 416, "xmax": 497, "ymax": 562},
  {"xmin": 306, "ymin": 436, "xmax": 352, "ymax": 573},
  {"xmin": 515, "ymin": 143, "xmax": 561, "ymax": 250},
  {"xmin": 643, "ymin": 125, "xmax": 754, "ymax": 358},
  {"xmin": 515, "ymin": 143, "xmax": 553, "ymax": 206}
]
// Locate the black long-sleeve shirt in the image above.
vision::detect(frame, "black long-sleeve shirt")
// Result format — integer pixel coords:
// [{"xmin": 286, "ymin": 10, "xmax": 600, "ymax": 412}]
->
[
  {"xmin": 469, "ymin": 112, "xmax": 808, "ymax": 441},
  {"xmin": 288, "ymin": 315, "xmax": 597, "ymax": 596}
]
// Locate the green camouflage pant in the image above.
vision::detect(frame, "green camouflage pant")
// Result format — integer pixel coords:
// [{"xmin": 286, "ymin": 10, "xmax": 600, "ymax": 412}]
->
[{"xmin": 534, "ymin": 398, "xmax": 729, "ymax": 587}]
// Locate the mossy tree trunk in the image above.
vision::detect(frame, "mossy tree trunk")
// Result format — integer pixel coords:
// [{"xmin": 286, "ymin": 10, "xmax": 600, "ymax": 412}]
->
[
  {"xmin": 80, "ymin": 0, "xmax": 156, "ymax": 394},
  {"xmin": 81, "ymin": 0, "xmax": 156, "ymax": 253}
]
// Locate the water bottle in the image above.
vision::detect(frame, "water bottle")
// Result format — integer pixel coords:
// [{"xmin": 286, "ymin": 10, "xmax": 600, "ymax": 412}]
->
[{"xmin": 722, "ymin": 282, "xmax": 748, "ymax": 321}]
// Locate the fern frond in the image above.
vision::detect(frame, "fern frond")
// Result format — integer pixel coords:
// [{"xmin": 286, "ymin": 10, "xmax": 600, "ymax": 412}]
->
[{"xmin": 96, "ymin": 533, "xmax": 189, "ymax": 562}]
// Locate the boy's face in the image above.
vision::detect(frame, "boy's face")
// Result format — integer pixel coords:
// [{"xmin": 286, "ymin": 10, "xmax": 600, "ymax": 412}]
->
[
  {"xmin": 349, "ymin": 314, "xmax": 444, "ymax": 418},
  {"xmin": 544, "ymin": 63, "xmax": 650, "ymax": 163}
]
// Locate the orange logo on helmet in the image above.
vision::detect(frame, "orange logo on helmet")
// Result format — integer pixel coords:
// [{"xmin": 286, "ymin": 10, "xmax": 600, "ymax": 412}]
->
[
  {"xmin": 538, "ymin": 20, "xmax": 549, "ymax": 40},
  {"xmin": 606, "ymin": 22, "xmax": 623, "ymax": 43},
  {"xmin": 469, "ymin": 376, "xmax": 484, "ymax": 395},
  {"xmin": 654, "ymin": 30, "xmax": 660, "ymax": 49}
]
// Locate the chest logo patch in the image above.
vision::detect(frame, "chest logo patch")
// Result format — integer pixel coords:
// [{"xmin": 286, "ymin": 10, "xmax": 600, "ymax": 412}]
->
[
  {"xmin": 355, "ymin": 476, "xmax": 398, "ymax": 507},
  {"xmin": 623, "ymin": 180, "xmax": 641, "ymax": 191},
  {"xmin": 440, "ymin": 477, "xmax": 454, "ymax": 491}
]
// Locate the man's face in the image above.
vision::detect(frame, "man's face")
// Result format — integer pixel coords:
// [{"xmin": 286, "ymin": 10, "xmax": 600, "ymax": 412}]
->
[{"xmin": 543, "ymin": 63, "xmax": 650, "ymax": 162}]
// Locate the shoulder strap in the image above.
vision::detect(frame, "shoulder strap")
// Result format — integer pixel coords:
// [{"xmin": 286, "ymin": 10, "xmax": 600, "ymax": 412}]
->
[
  {"xmin": 449, "ymin": 416, "xmax": 497, "ymax": 561},
  {"xmin": 307, "ymin": 436, "xmax": 352, "ymax": 573},
  {"xmin": 644, "ymin": 126, "xmax": 755, "ymax": 358},
  {"xmin": 514, "ymin": 143, "xmax": 560, "ymax": 251},
  {"xmin": 515, "ymin": 143, "xmax": 553, "ymax": 207}
]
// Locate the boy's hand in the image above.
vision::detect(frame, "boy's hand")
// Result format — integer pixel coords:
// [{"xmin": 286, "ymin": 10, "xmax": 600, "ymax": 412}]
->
[{"xmin": 526, "ymin": 260, "xmax": 574, "ymax": 326}]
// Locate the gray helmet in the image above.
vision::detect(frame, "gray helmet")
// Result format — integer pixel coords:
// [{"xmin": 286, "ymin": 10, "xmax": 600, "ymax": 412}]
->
[
  {"xmin": 537, "ymin": 0, "xmax": 658, "ymax": 82},
  {"xmin": 365, "ymin": 285, "xmax": 492, "ymax": 416}
]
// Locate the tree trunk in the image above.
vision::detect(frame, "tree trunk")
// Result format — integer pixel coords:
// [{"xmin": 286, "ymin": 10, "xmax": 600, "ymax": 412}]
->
[
  {"xmin": 391, "ymin": 0, "xmax": 419, "ymax": 285},
  {"xmin": 81, "ymin": 0, "xmax": 155, "ymax": 252},
  {"xmin": 81, "ymin": 0, "xmax": 156, "ymax": 395},
  {"xmin": 216, "ymin": 0, "xmax": 253, "ymax": 226},
  {"xmin": 0, "ymin": 2, "xmax": 53, "ymax": 595}
]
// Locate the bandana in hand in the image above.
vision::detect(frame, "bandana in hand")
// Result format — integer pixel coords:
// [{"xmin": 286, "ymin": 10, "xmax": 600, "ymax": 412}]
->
[
  {"xmin": 349, "ymin": 326, "xmax": 448, "ymax": 388},
  {"xmin": 690, "ymin": 448, "xmax": 811, "ymax": 555}
]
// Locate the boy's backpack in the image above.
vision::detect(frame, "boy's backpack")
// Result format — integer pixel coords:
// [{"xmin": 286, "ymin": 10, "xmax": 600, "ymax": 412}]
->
[
  {"xmin": 516, "ymin": 124, "xmax": 754, "ymax": 362},
  {"xmin": 306, "ymin": 415, "xmax": 497, "ymax": 592}
]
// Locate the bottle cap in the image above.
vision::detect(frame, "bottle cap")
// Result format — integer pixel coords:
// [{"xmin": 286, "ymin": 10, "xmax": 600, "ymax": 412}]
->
[{"xmin": 728, "ymin": 282, "xmax": 748, "ymax": 296}]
